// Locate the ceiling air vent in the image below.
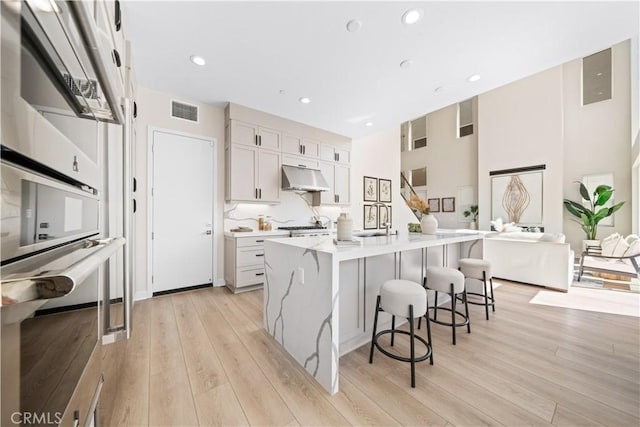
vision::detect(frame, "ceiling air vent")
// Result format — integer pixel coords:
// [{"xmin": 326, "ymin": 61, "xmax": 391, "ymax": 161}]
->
[{"xmin": 170, "ymin": 100, "xmax": 199, "ymax": 122}]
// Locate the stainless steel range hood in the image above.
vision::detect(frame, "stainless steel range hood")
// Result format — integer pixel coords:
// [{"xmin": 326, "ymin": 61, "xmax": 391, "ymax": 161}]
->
[{"xmin": 282, "ymin": 165, "xmax": 330, "ymax": 192}]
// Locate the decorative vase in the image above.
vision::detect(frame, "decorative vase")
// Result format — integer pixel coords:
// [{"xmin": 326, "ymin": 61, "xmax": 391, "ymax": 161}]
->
[
  {"xmin": 337, "ymin": 212, "xmax": 353, "ymax": 241},
  {"xmin": 469, "ymin": 221, "xmax": 477, "ymax": 230},
  {"xmin": 420, "ymin": 214, "xmax": 438, "ymax": 235}
]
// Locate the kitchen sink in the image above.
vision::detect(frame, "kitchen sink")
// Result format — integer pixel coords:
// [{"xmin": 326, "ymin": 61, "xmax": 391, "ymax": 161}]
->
[{"xmin": 352, "ymin": 231, "xmax": 390, "ymax": 237}]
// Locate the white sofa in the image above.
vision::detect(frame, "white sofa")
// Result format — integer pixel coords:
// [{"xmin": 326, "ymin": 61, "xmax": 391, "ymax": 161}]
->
[{"xmin": 483, "ymin": 232, "xmax": 574, "ymax": 292}]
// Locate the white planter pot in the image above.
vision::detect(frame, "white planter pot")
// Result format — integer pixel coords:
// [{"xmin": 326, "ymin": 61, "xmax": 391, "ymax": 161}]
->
[
  {"xmin": 469, "ymin": 221, "xmax": 477, "ymax": 230},
  {"xmin": 421, "ymin": 214, "xmax": 438, "ymax": 235},
  {"xmin": 582, "ymin": 239, "xmax": 600, "ymax": 253}
]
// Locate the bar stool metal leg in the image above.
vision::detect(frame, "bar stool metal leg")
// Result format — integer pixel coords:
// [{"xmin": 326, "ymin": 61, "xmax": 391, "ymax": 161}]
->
[
  {"xmin": 369, "ymin": 295, "xmax": 381, "ymax": 363},
  {"xmin": 409, "ymin": 305, "xmax": 416, "ymax": 387},
  {"xmin": 391, "ymin": 316, "xmax": 396, "ymax": 347},
  {"xmin": 450, "ymin": 284, "xmax": 456, "ymax": 345},
  {"xmin": 464, "ymin": 289, "xmax": 471, "ymax": 333},
  {"xmin": 425, "ymin": 310, "xmax": 433, "ymax": 364},
  {"xmin": 491, "ymin": 278, "xmax": 496, "ymax": 312}
]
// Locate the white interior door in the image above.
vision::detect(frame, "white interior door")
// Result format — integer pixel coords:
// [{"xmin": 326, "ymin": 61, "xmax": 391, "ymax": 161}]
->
[{"xmin": 152, "ymin": 130, "xmax": 214, "ymax": 293}]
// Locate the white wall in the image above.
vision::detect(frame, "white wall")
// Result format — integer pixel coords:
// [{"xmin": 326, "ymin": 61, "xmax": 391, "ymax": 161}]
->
[
  {"xmin": 562, "ymin": 41, "xmax": 632, "ymax": 252},
  {"xmin": 401, "ymin": 100, "xmax": 478, "ymax": 228},
  {"xmin": 351, "ymin": 126, "xmax": 414, "ymax": 231},
  {"xmin": 134, "ymin": 86, "xmax": 225, "ymax": 299},
  {"xmin": 478, "ymin": 66, "xmax": 565, "ymax": 234}
]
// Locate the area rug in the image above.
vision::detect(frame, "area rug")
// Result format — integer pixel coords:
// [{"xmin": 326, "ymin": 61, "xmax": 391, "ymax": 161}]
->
[{"xmin": 529, "ymin": 286, "xmax": 640, "ymax": 317}]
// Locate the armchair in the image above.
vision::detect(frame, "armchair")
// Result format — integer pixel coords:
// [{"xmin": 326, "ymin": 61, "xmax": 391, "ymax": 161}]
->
[{"xmin": 578, "ymin": 246, "xmax": 640, "ymax": 281}]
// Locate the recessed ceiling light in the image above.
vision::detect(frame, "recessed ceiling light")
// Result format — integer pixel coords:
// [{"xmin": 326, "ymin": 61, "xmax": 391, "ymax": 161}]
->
[
  {"xmin": 190, "ymin": 55, "xmax": 206, "ymax": 66},
  {"xmin": 346, "ymin": 19, "xmax": 362, "ymax": 32},
  {"xmin": 299, "ymin": 97, "xmax": 311, "ymax": 104},
  {"xmin": 402, "ymin": 9, "xmax": 423, "ymax": 25},
  {"xmin": 467, "ymin": 74, "xmax": 481, "ymax": 82},
  {"xmin": 400, "ymin": 59, "xmax": 413, "ymax": 69},
  {"xmin": 365, "ymin": 122, "xmax": 373, "ymax": 127}
]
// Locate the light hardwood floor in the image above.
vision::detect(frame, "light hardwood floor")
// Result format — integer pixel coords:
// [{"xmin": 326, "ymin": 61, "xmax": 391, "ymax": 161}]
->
[{"xmin": 107, "ymin": 282, "xmax": 640, "ymax": 426}]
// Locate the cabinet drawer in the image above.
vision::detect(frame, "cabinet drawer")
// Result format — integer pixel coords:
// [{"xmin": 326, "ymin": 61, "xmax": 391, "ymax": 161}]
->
[
  {"xmin": 236, "ymin": 236, "xmax": 268, "ymax": 247},
  {"xmin": 237, "ymin": 267, "xmax": 266, "ymax": 285},
  {"xmin": 237, "ymin": 248, "xmax": 265, "ymax": 267}
]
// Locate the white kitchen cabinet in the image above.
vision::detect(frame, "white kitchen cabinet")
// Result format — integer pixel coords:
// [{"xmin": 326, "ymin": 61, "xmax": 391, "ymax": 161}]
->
[
  {"xmin": 318, "ymin": 161, "xmax": 350, "ymax": 205},
  {"xmin": 230, "ymin": 120, "xmax": 281, "ymax": 151},
  {"xmin": 282, "ymin": 154, "xmax": 319, "ymax": 169},
  {"xmin": 283, "ymin": 134, "xmax": 319, "ymax": 158},
  {"xmin": 320, "ymin": 144, "xmax": 350, "ymax": 163},
  {"xmin": 224, "ymin": 233, "xmax": 289, "ymax": 293},
  {"xmin": 94, "ymin": 0, "xmax": 125, "ymax": 92},
  {"xmin": 227, "ymin": 144, "xmax": 280, "ymax": 203},
  {"xmin": 335, "ymin": 164, "xmax": 350, "ymax": 205}
]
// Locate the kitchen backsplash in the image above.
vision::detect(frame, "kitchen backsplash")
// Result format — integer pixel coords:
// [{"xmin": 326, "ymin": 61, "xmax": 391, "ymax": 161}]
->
[{"xmin": 224, "ymin": 192, "xmax": 344, "ymax": 231}]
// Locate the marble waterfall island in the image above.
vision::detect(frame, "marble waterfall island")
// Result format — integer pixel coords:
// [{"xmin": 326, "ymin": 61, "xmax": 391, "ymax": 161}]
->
[{"xmin": 263, "ymin": 231, "xmax": 483, "ymax": 394}]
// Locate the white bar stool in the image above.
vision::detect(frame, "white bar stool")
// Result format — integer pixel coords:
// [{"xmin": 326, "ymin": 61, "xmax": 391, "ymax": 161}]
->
[
  {"xmin": 369, "ymin": 279, "xmax": 433, "ymax": 388},
  {"xmin": 458, "ymin": 258, "xmax": 495, "ymax": 320},
  {"xmin": 424, "ymin": 267, "xmax": 470, "ymax": 345}
]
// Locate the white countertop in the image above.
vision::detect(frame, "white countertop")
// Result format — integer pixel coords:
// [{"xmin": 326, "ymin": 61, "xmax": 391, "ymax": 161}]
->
[
  {"xmin": 224, "ymin": 230, "xmax": 290, "ymax": 238},
  {"xmin": 267, "ymin": 229, "xmax": 483, "ymax": 261}
]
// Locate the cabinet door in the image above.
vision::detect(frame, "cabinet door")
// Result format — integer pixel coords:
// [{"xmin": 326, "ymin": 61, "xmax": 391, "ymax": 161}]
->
[
  {"xmin": 282, "ymin": 134, "xmax": 302, "ymax": 155},
  {"xmin": 335, "ymin": 148, "xmax": 351, "ymax": 164},
  {"xmin": 231, "ymin": 120, "xmax": 258, "ymax": 147},
  {"xmin": 318, "ymin": 162, "xmax": 335, "ymax": 205},
  {"xmin": 320, "ymin": 144, "xmax": 335, "ymax": 162},
  {"xmin": 258, "ymin": 126, "xmax": 281, "ymax": 151},
  {"xmin": 229, "ymin": 145, "xmax": 258, "ymax": 201},
  {"xmin": 282, "ymin": 154, "xmax": 319, "ymax": 169},
  {"xmin": 257, "ymin": 150, "xmax": 281, "ymax": 202},
  {"xmin": 335, "ymin": 164, "xmax": 350, "ymax": 205},
  {"xmin": 301, "ymin": 138, "xmax": 320, "ymax": 158}
]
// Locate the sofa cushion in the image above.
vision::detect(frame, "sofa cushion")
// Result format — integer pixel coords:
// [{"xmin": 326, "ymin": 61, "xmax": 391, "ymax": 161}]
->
[
  {"xmin": 601, "ymin": 233, "xmax": 629, "ymax": 257},
  {"xmin": 539, "ymin": 233, "xmax": 566, "ymax": 243},
  {"xmin": 623, "ymin": 235, "xmax": 640, "ymax": 257}
]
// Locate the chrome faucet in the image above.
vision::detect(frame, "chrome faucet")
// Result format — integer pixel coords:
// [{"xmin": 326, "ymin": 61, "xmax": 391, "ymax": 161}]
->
[{"xmin": 372, "ymin": 202, "xmax": 392, "ymax": 235}]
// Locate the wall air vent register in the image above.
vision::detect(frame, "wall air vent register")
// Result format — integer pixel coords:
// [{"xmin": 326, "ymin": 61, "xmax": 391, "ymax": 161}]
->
[{"xmin": 171, "ymin": 100, "xmax": 199, "ymax": 122}]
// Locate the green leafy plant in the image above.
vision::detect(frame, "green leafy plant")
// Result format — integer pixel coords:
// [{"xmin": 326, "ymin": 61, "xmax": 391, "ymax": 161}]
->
[
  {"xmin": 463, "ymin": 205, "xmax": 478, "ymax": 221},
  {"xmin": 563, "ymin": 182, "xmax": 624, "ymax": 240}
]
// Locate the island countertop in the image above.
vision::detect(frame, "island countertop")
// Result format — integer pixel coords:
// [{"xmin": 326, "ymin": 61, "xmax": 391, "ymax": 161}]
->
[{"xmin": 268, "ymin": 230, "xmax": 483, "ymax": 261}]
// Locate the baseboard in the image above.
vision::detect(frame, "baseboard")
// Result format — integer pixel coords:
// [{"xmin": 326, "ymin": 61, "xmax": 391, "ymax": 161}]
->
[
  {"xmin": 134, "ymin": 291, "xmax": 151, "ymax": 301},
  {"xmin": 213, "ymin": 278, "xmax": 226, "ymax": 287}
]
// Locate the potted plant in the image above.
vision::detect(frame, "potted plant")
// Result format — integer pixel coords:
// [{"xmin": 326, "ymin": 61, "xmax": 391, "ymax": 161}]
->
[
  {"xmin": 463, "ymin": 205, "xmax": 479, "ymax": 230},
  {"xmin": 563, "ymin": 182, "xmax": 624, "ymax": 250}
]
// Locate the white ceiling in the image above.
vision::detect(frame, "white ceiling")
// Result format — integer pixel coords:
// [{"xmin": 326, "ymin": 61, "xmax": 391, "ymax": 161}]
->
[{"xmin": 123, "ymin": 1, "xmax": 639, "ymax": 139}]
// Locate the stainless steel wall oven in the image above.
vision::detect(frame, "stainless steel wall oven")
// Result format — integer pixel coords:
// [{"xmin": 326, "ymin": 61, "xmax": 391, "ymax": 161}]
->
[{"xmin": 1, "ymin": 1, "xmax": 130, "ymax": 426}]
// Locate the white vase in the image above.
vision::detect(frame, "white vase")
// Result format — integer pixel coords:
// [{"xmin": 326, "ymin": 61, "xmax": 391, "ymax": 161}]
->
[
  {"xmin": 336, "ymin": 212, "xmax": 353, "ymax": 241},
  {"xmin": 420, "ymin": 214, "xmax": 438, "ymax": 235},
  {"xmin": 582, "ymin": 239, "xmax": 600, "ymax": 253}
]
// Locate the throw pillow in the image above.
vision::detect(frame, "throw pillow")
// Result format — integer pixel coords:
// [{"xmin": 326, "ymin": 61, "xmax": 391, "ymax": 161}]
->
[
  {"xmin": 601, "ymin": 233, "xmax": 629, "ymax": 257},
  {"xmin": 624, "ymin": 235, "xmax": 640, "ymax": 257}
]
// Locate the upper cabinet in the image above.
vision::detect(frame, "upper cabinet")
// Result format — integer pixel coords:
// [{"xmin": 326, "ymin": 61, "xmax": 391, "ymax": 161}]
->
[
  {"xmin": 282, "ymin": 135, "xmax": 319, "ymax": 158},
  {"xmin": 230, "ymin": 120, "xmax": 281, "ymax": 151},
  {"xmin": 320, "ymin": 144, "xmax": 350, "ymax": 163}
]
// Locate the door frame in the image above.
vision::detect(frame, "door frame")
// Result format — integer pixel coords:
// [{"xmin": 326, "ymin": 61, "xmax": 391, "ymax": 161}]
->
[{"xmin": 146, "ymin": 126, "xmax": 218, "ymax": 298}]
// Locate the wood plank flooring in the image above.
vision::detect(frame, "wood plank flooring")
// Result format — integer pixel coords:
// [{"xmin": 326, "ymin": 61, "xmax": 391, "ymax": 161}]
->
[{"xmin": 107, "ymin": 282, "xmax": 640, "ymax": 426}]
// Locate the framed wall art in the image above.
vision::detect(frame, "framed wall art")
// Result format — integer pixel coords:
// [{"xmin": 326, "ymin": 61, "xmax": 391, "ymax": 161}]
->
[
  {"xmin": 442, "ymin": 197, "xmax": 456, "ymax": 212},
  {"xmin": 363, "ymin": 204, "xmax": 378, "ymax": 229},
  {"xmin": 428, "ymin": 198, "xmax": 440, "ymax": 213},
  {"xmin": 364, "ymin": 176, "xmax": 378, "ymax": 202},
  {"xmin": 378, "ymin": 205, "xmax": 391, "ymax": 228},
  {"xmin": 378, "ymin": 179, "xmax": 392, "ymax": 203},
  {"xmin": 490, "ymin": 165, "xmax": 545, "ymax": 225}
]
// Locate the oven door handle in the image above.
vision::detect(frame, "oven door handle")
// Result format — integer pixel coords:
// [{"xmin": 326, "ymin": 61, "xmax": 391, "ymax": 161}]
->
[{"xmin": 1, "ymin": 237, "xmax": 125, "ymax": 306}]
